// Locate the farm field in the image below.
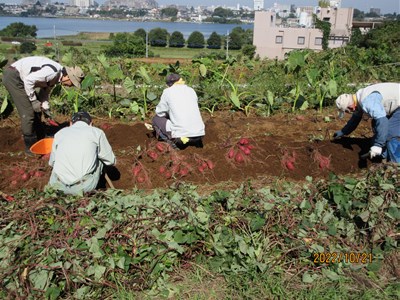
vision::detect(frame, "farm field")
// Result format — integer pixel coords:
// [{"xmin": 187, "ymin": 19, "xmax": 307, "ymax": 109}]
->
[{"xmin": 0, "ymin": 110, "xmax": 376, "ymax": 194}]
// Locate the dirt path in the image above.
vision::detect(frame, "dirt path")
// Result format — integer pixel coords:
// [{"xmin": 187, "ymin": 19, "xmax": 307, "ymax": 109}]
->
[{"xmin": 0, "ymin": 110, "xmax": 377, "ymax": 195}]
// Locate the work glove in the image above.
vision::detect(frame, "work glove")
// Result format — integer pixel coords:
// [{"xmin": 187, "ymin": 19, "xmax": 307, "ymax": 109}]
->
[
  {"xmin": 333, "ymin": 130, "xmax": 344, "ymax": 140},
  {"xmin": 41, "ymin": 101, "xmax": 50, "ymax": 110},
  {"xmin": 370, "ymin": 146, "xmax": 382, "ymax": 159},
  {"xmin": 31, "ymin": 100, "xmax": 42, "ymax": 113}
]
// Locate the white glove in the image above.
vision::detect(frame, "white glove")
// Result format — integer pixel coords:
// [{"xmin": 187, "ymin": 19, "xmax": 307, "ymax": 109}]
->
[
  {"xmin": 41, "ymin": 101, "xmax": 50, "ymax": 110},
  {"xmin": 370, "ymin": 146, "xmax": 382, "ymax": 158}
]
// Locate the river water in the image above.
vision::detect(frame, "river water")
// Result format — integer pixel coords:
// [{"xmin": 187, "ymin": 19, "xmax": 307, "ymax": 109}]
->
[{"xmin": 0, "ymin": 16, "xmax": 253, "ymax": 39}]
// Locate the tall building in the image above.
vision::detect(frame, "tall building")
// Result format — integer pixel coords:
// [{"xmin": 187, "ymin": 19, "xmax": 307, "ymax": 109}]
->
[
  {"xmin": 71, "ymin": 0, "xmax": 92, "ymax": 7},
  {"xmin": 254, "ymin": 0, "xmax": 264, "ymax": 11}
]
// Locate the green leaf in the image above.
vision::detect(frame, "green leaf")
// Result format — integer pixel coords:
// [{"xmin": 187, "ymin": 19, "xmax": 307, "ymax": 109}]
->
[
  {"xmin": 358, "ymin": 210, "xmax": 370, "ymax": 222},
  {"xmin": 229, "ymin": 92, "xmax": 241, "ymax": 109},
  {"xmin": 137, "ymin": 66, "xmax": 151, "ymax": 84},
  {"xmin": 266, "ymin": 90, "xmax": 274, "ymax": 106},
  {"xmin": 387, "ymin": 207, "xmax": 400, "ymax": 220},
  {"xmin": 322, "ymin": 268, "xmax": 340, "ymax": 281},
  {"xmin": 29, "ymin": 269, "xmax": 52, "ymax": 290},
  {"xmin": 367, "ymin": 260, "xmax": 382, "ymax": 272},
  {"xmin": 146, "ymin": 91, "xmax": 157, "ymax": 101},
  {"xmin": 1, "ymin": 95, "xmax": 8, "ymax": 114},
  {"xmin": 199, "ymin": 64, "xmax": 207, "ymax": 77},
  {"xmin": 238, "ymin": 240, "xmax": 248, "ymax": 254},
  {"xmin": 88, "ymin": 237, "xmax": 103, "ymax": 258},
  {"xmin": 123, "ymin": 77, "xmax": 135, "ymax": 94},
  {"xmin": 80, "ymin": 74, "xmax": 95, "ymax": 90},
  {"xmin": 107, "ymin": 65, "xmax": 124, "ymax": 81},
  {"xmin": 75, "ymin": 286, "xmax": 91, "ymax": 299},
  {"xmin": 117, "ymin": 256, "xmax": 126, "ymax": 269},
  {"xmin": 302, "ymin": 272, "xmax": 317, "ymax": 283},
  {"xmin": 173, "ymin": 230, "xmax": 186, "ymax": 244},
  {"xmin": 250, "ymin": 215, "xmax": 265, "ymax": 231},
  {"xmin": 370, "ymin": 196, "xmax": 384, "ymax": 208},
  {"xmin": 45, "ymin": 287, "xmax": 61, "ymax": 300}
]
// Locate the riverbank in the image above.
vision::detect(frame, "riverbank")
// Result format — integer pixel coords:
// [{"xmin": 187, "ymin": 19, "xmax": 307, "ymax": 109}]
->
[{"xmin": 0, "ymin": 16, "xmax": 253, "ymax": 39}]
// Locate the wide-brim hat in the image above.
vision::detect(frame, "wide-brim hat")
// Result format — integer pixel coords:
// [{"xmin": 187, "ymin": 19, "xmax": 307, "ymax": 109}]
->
[
  {"xmin": 336, "ymin": 94, "xmax": 353, "ymax": 118},
  {"xmin": 65, "ymin": 66, "xmax": 85, "ymax": 88}
]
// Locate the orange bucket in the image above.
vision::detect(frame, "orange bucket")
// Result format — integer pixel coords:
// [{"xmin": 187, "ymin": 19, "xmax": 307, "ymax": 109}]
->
[{"xmin": 30, "ymin": 137, "xmax": 54, "ymax": 155}]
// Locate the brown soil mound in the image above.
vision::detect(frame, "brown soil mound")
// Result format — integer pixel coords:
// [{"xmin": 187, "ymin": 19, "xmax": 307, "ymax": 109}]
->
[{"xmin": 0, "ymin": 110, "xmax": 377, "ymax": 195}]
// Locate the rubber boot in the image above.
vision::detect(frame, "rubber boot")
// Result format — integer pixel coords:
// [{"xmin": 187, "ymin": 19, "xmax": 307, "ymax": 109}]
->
[{"xmin": 23, "ymin": 134, "xmax": 37, "ymax": 156}]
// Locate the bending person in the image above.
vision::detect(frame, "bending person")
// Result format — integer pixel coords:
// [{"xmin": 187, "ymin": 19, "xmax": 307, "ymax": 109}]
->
[
  {"xmin": 2, "ymin": 56, "xmax": 84, "ymax": 155},
  {"xmin": 48, "ymin": 111, "xmax": 116, "ymax": 195},
  {"xmin": 334, "ymin": 82, "xmax": 400, "ymax": 162}
]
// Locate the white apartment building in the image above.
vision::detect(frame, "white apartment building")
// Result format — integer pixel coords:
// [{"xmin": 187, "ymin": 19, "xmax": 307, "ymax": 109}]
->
[
  {"xmin": 71, "ymin": 0, "xmax": 93, "ymax": 7},
  {"xmin": 254, "ymin": 0, "xmax": 264, "ymax": 11},
  {"xmin": 253, "ymin": 6, "xmax": 353, "ymax": 60}
]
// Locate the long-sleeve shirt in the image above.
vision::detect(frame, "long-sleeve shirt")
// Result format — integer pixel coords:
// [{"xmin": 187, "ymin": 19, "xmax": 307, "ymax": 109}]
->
[
  {"xmin": 341, "ymin": 83, "xmax": 400, "ymax": 147},
  {"xmin": 156, "ymin": 83, "xmax": 205, "ymax": 138},
  {"xmin": 49, "ymin": 121, "xmax": 116, "ymax": 185},
  {"xmin": 11, "ymin": 56, "xmax": 63, "ymax": 102}
]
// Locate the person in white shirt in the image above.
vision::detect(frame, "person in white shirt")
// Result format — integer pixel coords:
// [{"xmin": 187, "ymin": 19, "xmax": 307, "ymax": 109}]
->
[
  {"xmin": 152, "ymin": 73, "xmax": 205, "ymax": 149},
  {"xmin": 2, "ymin": 56, "xmax": 84, "ymax": 155},
  {"xmin": 48, "ymin": 111, "xmax": 116, "ymax": 195}
]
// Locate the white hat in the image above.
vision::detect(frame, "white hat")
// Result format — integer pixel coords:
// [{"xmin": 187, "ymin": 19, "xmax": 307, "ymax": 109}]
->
[
  {"xmin": 336, "ymin": 94, "xmax": 353, "ymax": 118},
  {"xmin": 65, "ymin": 66, "xmax": 85, "ymax": 88}
]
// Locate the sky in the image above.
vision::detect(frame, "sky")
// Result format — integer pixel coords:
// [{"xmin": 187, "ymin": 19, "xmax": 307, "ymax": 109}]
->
[
  {"xmin": 157, "ymin": 0, "xmax": 400, "ymax": 14},
  {"xmin": 0, "ymin": 0, "xmax": 398, "ymax": 14}
]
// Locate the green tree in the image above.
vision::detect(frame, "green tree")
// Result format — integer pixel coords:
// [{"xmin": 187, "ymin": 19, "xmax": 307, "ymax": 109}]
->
[
  {"xmin": 104, "ymin": 32, "xmax": 145, "ymax": 57},
  {"xmin": 169, "ymin": 31, "xmax": 185, "ymax": 48},
  {"xmin": 161, "ymin": 7, "xmax": 178, "ymax": 18},
  {"xmin": 207, "ymin": 31, "xmax": 222, "ymax": 49},
  {"xmin": 227, "ymin": 30, "xmax": 243, "ymax": 50},
  {"xmin": 241, "ymin": 44, "xmax": 256, "ymax": 59},
  {"xmin": 20, "ymin": 41, "xmax": 37, "ymax": 54},
  {"xmin": 0, "ymin": 22, "xmax": 37, "ymax": 37},
  {"xmin": 212, "ymin": 7, "xmax": 234, "ymax": 18},
  {"xmin": 134, "ymin": 28, "xmax": 147, "ymax": 43},
  {"xmin": 353, "ymin": 9, "xmax": 365, "ymax": 20},
  {"xmin": 149, "ymin": 27, "xmax": 168, "ymax": 47},
  {"xmin": 349, "ymin": 28, "xmax": 363, "ymax": 46},
  {"xmin": 187, "ymin": 31, "xmax": 205, "ymax": 48}
]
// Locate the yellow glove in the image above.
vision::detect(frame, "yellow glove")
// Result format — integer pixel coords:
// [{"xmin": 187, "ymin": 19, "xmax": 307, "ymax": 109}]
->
[{"xmin": 180, "ymin": 137, "xmax": 189, "ymax": 144}]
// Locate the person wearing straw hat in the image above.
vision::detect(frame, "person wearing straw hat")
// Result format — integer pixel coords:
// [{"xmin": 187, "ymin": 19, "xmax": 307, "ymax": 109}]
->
[
  {"xmin": 2, "ymin": 56, "xmax": 84, "ymax": 155},
  {"xmin": 152, "ymin": 73, "xmax": 205, "ymax": 149},
  {"xmin": 48, "ymin": 111, "xmax": 116, "ymax": 195},
  {"xmin": 333, "ymin": 82, "xmax": 400, "ymax": 162}
]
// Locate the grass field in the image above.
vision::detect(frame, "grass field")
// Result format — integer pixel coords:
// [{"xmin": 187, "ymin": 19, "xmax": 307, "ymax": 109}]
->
[{"xmin": 0, "ymin": 31, "xmax": 241, "ymax": 60}]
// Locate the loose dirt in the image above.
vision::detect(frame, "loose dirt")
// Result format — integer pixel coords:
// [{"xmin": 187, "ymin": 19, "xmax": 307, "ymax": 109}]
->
[{"xmin": 0, "ymin": 110, "xmax": 377, "ymax": 195}]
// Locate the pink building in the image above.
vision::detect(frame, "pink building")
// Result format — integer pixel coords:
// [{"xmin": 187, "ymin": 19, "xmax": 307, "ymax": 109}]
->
[{"xmin": 253, "ymin": 7, "xmax": 354, "ymax": 60}]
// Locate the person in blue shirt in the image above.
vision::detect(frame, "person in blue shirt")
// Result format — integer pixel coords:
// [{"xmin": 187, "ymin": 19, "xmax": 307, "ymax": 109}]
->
[{"xmin": 334, "ymin": 82, "xmax": 400, "ymax": 163}]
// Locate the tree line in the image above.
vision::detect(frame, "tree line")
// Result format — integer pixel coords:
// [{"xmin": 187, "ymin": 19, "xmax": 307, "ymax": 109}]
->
[{"xmin": 104, "ymin": 27, "xmax": 255, "ymax": 58}]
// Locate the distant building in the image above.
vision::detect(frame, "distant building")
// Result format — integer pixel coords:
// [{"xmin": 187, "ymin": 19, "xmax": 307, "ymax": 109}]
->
[
  {"xmin": 71, "ymin": 0, "xmax": 93, "ymax": 7},
  {"xmin": 369, "ymin": 8, "xmax": 381, "ymax": 15},
  {"xmin": 253, "ymin": 6, "xmax": 353, "ymax": 60},
  {"xmin": 253, "ymin": 0, "xmax": 263, "ymax": 11}
]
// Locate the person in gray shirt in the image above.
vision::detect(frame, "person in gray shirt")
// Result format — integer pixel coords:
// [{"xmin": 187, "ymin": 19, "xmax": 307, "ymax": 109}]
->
[{"xmin": 48, "ymin": 111, "xmax": 116, "ymax": 195}]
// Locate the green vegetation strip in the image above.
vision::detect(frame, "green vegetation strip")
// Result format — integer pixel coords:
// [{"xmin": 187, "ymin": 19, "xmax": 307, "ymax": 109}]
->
[{"xmin": 0, "ymin": 165, "xmax": 399, "ymax": 299}]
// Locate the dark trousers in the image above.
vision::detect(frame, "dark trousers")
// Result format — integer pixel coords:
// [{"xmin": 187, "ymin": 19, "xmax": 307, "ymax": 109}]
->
[
  {"xmin": 2, "ymin": 68, "xmax": 42, "ymax": 138},
  {"xmin": 152, "ymin": 115, "xmax": 203, "ymax": 149},
  {"xmin": 152, "ymin": 115, "xmax": 172, "ymax": 140}
]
